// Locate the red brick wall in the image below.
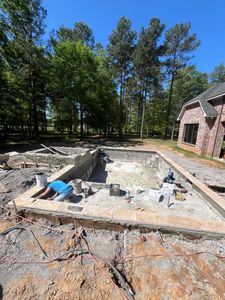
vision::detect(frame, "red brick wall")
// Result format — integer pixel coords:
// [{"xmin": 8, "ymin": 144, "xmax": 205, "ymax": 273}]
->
[
  {"xmin": 201, "ymin": 118, "xmax": 215, "ymax": 156},
  {"xmin": 178, "ymin": 103, "xmax": 206, "ymax": 155},
  {"xmin": 178, "ymin": 96, "xmax": 225, "ymax": 157},
  {"xmin": 207, "ymin": 97, "xmax": 225, "ymax": 157}
]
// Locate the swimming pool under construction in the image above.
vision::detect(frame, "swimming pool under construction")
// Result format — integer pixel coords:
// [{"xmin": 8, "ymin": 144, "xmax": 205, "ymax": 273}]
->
[{"xmin": 7, "ymin": 147, "xmax": 225, "ymax": 238}]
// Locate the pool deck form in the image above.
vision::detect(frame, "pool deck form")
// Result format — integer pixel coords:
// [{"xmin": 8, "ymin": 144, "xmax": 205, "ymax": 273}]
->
[
  {"xmin": 159, "ymin": 152, "xmax": 225, "ymax": 218},
  {"xmin": 7, "ymin": 195, "xmax": 225, "ymax": 237},
  {"xmin": 7, "ymin": 149, "xmax": 225, "ymax": 237}
]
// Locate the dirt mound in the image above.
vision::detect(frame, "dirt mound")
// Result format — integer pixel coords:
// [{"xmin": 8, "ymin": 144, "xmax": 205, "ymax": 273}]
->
[
  {"xmin": 0, "ymin": 224, "xmax": 225, "ymax": 299},
  {"xmin": 0, "ymin": 167, "xmax": 53, "ymax": 207}
]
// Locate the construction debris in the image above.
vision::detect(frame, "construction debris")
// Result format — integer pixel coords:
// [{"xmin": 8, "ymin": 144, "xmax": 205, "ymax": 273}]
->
[
  {"xmin": 0, "ymin": 182, "xmax": 9, "ymax": 193},
  {"xmin": 0, "ymin": 144, "xmax": 225, "ymax": 299},
  {"xmin": 40, "ymin": 144, "xmax": 68, "ymax": 156},
  {"xmin": 0, "ymin": 154, "xmax": 9, "ymax": 165}
]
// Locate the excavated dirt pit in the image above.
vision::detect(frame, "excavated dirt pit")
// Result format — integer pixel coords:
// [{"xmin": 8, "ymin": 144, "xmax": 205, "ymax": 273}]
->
[
  {"xmin": 1, "ymin": 219, "xmax": 225, "ymax": 300},
  {"xmin": 79, "ymin": 149, "xmax": 224, "ymax": 222},
  {"xmin": 1, "ymin": 146, "xmax": 225, "ymax": 299},
  {"xmin": 5, "ymin": 147, "xmax": 225, "ymax": 236}
]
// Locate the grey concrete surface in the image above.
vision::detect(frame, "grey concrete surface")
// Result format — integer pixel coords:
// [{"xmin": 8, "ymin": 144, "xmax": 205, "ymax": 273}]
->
[
  {"xmin": 160, "ymin": 150, "xmax": 225, "ymax": 197},
  {"xmin": 68, "ymin": 184, "xmax": 224, "ymax": 222}
]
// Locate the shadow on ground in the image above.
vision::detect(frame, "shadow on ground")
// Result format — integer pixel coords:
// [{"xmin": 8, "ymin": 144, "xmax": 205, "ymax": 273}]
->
[
  {"xmin": 0, "ymin": 137, "xmax": 144, "ymax": 154},
  {"xmin": 0, "ymin": 285, "xmax": 3, "ymax": 300}
]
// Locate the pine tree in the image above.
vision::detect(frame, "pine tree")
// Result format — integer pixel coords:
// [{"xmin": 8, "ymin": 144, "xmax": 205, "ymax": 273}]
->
[
  {"xmin": 210, "ymin": 63, "xmax": 225, "ymax": 83},
  {"xmin": 107, "ymin": 17, "xmax": 136, "ymax": 137},
  {"xmin": 0, "ymin": 0, "xmax": 47, "ymax": 137},
  {"xmin": 164, "ymin": 22, "xmax": 200, "ymax": 139},
  {"xmin": 133, "ymin": 18, "xmax": 165, "ymax": 139}
]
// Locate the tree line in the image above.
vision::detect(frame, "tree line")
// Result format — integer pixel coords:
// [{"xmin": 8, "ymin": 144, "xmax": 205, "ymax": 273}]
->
[{"xmin": 0, "ymin": 0, "xmax": 225, "ymax": 140}]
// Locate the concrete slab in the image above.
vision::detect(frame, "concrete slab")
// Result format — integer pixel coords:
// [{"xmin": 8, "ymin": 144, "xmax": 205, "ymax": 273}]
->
[
  {"xmin": 83, "ymin": 205, "xmax": 113, "ymax": 220},
  {"xmin": 112, "ymin": 208, "xmax": 136, "ymax": 223},
  {"xmin": 135, "ymin": 210, "xmax": 164, "ymax": 225},
  {"xmin": 21, "ymin": 186, "xmax": 45, "ymax": 197},
  {"xmin": 159, "ymin": 152, "xmax": 225, "ymax": 216},
  {"xmin": 13, "ymin": 197, "xmax": 34, "ymax": 207},
  {"xmin": 8, "ymin": 196, "xmax": 225, "ymax": 237},
  {"xmin": 7, "ymin": 147, "xmax": 225, "ymax": 237},
  {"xmin": 32, "ymin": 199, "xmax": 63, "ymax": 211},
  {"xmin": 48, "ymin": 165, "xmax": 75, "ymax": 181}
]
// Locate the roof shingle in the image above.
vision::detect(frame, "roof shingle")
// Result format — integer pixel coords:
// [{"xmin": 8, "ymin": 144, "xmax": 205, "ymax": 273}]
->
[
  {"xmin": 178, "ymin": 82, "xmax": 225, "ymax": 120},
  {"xmin": 186, "ymin": 82, "xmax": 225, "ymax": 105}
]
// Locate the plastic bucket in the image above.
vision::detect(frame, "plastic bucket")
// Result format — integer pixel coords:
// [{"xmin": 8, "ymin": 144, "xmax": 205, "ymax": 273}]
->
[
  {"xmin": 148, "ymin": 188, "xmax": 162, "ymax": 202},
  {"xmin": 109, "ymin": 184, "xmax": 120, "ymax": 196},
  {"xmin": 35, "ymin": 175, "xmax": 47, "ymax": 187},
  {"xmin": 161, "ymin": 183, "xmax": 174, "ymax": 195},
  {"xmin": 72, "ymin": 179, "xmax": 82, "ymax": 194}
]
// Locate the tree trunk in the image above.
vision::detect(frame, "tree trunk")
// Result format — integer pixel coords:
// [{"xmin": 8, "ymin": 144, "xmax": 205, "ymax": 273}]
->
[
  {"xmin": 137, "ymin": 91, "xmax": 142, "ymax": 136},
  {"xmin": 43, "ymin": 96, "xmax": 47, "ymax": 133},
  {"xmin": 170, "ymin": 124, "xmax": 176, "ymax": 140},
  {"xmin": 125, "ymin": 97, "xmax": 130, "ymax": 136},
  {"xmin": 103, "ymin": 127, "xmax": 107, "ymax": 137},
  {"xmin": 151, "ymin": 97, "xmax": 157, "ymax": 137},
  {"xmin": 119, "ymin": 71, "xmax": 123, "ymax": 138},
  {"xmin": 33, "ymin": 94, "xmax": 39, "ymax": 138},
  {"xmin": 69, "ymin": 103, "xmax": 73, "ymax": 135},
  {"xmin": 146, "ymin": 123, "xmax": 149, "ymax": 137},
  {"xmin": 164, "ymin": 73, "xmax": 174, "ymax": 140},
  {"xmin": 80, "ymin": 105, "xmax": 84, "ymax": 140},
  {"xmin": 29, "ymin": 28, "xmax": 39, "ymax": 138},
  {"xmin": 125, "ymin": 102, "xmax": 128, "ymax": 136},
  {"xmin": 31, "ymin": 73, "xmax": 39, "ymax": 138},
  {"xmin": 140, "ymin": 89, "xmax": 146, "ymax": 140},
  {"xmin": 28, "ymin": 98, "xmax": 33, "ymax": 137}
]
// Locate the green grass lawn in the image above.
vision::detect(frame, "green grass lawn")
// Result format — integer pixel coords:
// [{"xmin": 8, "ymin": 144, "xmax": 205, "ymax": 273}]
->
[
  {"xmin": 144, "ymin": 138, "xmax": 225, "ymax": 167},
  {"xmin": 1, "ymin": 134, "xmax": 225, "ymax": 169}
]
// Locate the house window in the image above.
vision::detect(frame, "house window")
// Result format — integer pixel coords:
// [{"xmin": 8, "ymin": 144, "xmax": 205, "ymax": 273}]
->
[{"xmin": 183, "ymin": 123, "xmax": 199, "ymax": 145}]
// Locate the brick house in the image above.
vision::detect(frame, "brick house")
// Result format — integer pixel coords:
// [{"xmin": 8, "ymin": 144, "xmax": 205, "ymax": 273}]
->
[{"xmin": 177, "ymin": 82, "xmax": 225, "ymax": 158}]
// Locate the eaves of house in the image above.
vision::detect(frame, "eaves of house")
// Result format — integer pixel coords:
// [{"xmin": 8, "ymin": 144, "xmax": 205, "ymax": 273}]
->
[{"xmin": 177, "ymin": 82, "xmax": 225, "ymax": 120}]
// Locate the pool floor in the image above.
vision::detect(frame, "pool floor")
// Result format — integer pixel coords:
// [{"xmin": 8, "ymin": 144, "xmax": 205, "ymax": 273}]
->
[
  {"xmin": 81, "ymin": 159, "xmax": 224, "ymax": 222},
  {"xmin": 89, "ymin": 160, "xmax": 159, "ymax": 189}
]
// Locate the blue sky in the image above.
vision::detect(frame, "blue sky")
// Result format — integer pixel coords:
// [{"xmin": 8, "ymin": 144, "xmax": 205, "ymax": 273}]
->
[{"xmin": 43, "ymin": 0, "xmax": 225, "ymax": 74}]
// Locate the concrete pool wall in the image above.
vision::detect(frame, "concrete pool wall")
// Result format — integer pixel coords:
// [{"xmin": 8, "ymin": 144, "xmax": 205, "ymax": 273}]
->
[
  {"xmin": 25, "ymin": 146, "xmax": 93, "ymax": 167},
  {"xmin": 98, "ymin": 147, "xmax": 193, "ymax": 191},
  {"xmin": 7, "ymin": 147, "xmax": 225, "ymax": 237}
]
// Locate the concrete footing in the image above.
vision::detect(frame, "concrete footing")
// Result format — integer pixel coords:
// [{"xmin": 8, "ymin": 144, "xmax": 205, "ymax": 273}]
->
[{"xmin": 7, "ymin": 147, "xmax": 225, "ymax": 238}]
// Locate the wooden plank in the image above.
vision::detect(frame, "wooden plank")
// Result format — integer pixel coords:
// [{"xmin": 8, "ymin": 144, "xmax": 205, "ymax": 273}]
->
[
  {"xmin": 40, "ymin": 144, "xmax": 58, "ymax": 154},
  {"xmin": 50, "ymin": 146, "xmax": 68, "ymax": 156}
]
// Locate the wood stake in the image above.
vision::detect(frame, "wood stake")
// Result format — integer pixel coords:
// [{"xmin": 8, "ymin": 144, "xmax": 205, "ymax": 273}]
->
[{"xmin": 12, "ymin": 200, "xmax": 19, "ymax": 222}]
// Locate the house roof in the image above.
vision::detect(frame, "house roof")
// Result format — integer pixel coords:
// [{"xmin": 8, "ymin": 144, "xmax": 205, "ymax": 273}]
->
[{"xmin": 177, "ymin": 82, "xmax": 225, "ymax": 120}]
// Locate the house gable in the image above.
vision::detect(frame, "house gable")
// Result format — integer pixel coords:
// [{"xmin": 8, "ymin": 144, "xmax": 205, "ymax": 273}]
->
[
  {"xmin": 177, "ymin": 84, "xmax": 225, "ymax": 158},
  {"xmin": 177, "ymin": 82, "xmax": 225, "ymax": 121},
  {"xmin": 178, "ymin": 104, "xmax": 207, "ymax": 154}
]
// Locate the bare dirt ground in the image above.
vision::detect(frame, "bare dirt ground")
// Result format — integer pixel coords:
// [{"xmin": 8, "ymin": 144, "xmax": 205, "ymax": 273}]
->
[{"xmin": 0, "ymin": 140, "xmax": 225, "ymax": 299}]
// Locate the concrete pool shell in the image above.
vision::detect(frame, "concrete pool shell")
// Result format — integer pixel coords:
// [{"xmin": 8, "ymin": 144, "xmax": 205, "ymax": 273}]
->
[{"xmin": 7, "ymin": 147, "xmax": 225, "ymax": 237}]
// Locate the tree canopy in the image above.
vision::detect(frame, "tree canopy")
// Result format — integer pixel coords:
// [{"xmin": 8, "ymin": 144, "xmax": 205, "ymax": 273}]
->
[
  {"xmin": 107, "ymin": 16, "xmax": 136, "ymax": 137},
  {"xmin": 1, "ymin": 1, "xmax": 222, "ymax": 141},
  {"xmin": 210, "ymin": 63, "xmax": 225, "ymax": 83}
]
